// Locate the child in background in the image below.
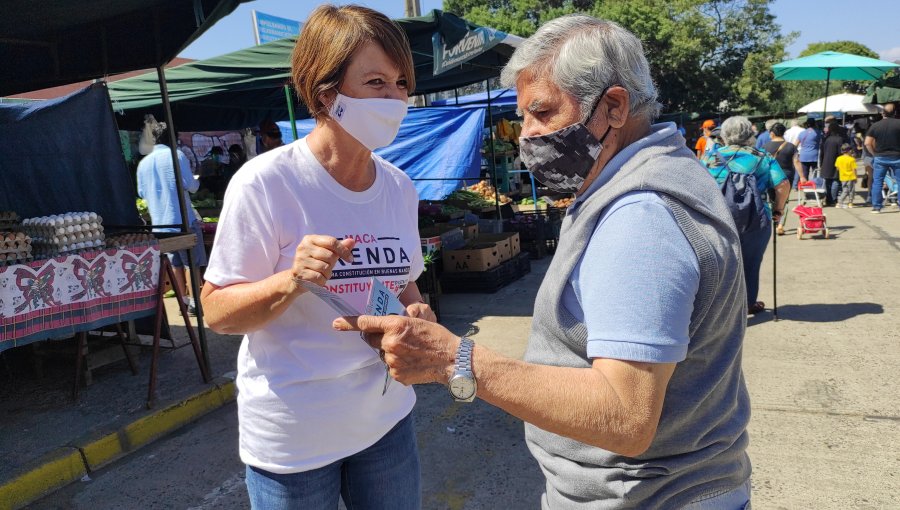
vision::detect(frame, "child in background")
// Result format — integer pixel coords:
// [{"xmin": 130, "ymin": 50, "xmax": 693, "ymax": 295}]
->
[{"xmin": 836, "ymin": 143, "xmax": 858, "ymax": 208}]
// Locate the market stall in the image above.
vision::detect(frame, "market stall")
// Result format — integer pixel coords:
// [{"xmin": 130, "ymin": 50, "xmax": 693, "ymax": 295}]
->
[{"xmin": 0, "ymin": 0, "xmax": 248, "ymax": 398}]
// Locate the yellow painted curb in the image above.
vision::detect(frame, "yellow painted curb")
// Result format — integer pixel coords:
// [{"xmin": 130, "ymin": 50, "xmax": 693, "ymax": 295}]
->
[
  {"xmin": 0, "ymin": 447, "xmax": 86, "ymax": 510},
  {"xmin": 79, "ymin": 381, "xmax": 236, "ymax": 471},
  {"xmin": 0, "ymin": 379, "xmax": 237, "ymax": 510}
]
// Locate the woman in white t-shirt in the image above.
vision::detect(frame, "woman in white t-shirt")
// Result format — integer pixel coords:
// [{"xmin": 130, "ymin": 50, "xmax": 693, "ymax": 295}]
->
[{"xmin": 200, "ymin": 5, "xmax": 433, "ymax": 509}]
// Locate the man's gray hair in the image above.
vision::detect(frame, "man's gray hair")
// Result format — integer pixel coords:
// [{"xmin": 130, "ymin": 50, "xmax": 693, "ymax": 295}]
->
[
  {"xmin": 501, "ymin": 14, "xmax": 661, "ymax": 121},
  {"xmin": 764, "ymin": 118, "xmax": 778, "ymax": 130},
  {"xmin": 720, "ymin": 116, "xmax": 755, "ymax": 146}
]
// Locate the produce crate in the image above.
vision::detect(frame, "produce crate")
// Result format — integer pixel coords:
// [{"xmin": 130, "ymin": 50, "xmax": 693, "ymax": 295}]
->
[
  {"xmin": 477, "ymin": 218, "xmax": 504, "ymax": 234},
  {"xmin": 522, "ymin": 238, "xmax": 547, "ymax": 260},
  {"xmin": 477, "ymin": 232, "xmax": 521, "ymax": 262},
  {"xmin": 443, "ymin": 242, "xmax": 502, "ymax": 272},
  {"xmin": 440, "ymin": 252, "xmax": 530, "ymax": 294}
]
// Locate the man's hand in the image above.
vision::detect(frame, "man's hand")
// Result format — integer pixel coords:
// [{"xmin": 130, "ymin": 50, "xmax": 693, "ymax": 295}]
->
[
  {"xmin": 334, "ymin": 315, "xmax": 459, "ymax": 385},
  {"xmin": 405, "ymin": 302, "xmax": 437, "ymax": 323}
]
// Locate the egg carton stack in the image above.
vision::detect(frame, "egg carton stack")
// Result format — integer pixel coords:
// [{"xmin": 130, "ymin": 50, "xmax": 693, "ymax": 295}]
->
[
  {"xmin": 23, "ymin": 212, "xmax": 105, "ymax": 259},
  {"xmin": 0, "ymin": 211, "xmax": 32, "ymax": 265},
  {"xmin": 0, "ymin": 211, "xmax": 21, "ymax": 230},
  {"xmin": 0, "ymin": 231, "xmax": 33, "ymax": 266},
  {"xmin": 106, "ymin": 233, "xmax": 155, "ymax": 249}
]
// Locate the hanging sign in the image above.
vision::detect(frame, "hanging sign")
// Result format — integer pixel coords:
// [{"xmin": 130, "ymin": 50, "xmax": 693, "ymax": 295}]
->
[{"xmin": 432, "ymin": 27, "xmax": 509, "ymax": 76}]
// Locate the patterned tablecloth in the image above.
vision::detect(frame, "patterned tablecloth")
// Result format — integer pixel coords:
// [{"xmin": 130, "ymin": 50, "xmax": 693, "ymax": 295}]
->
[{"xmin": 0, "ymin": 244, "xmax": 160, "ymax": 351}]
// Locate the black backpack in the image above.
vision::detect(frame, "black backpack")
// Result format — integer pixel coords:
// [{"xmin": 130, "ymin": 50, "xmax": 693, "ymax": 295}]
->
[{"xmin": 713, "ymin": 151, "xmax": 769, "ymax": 234}]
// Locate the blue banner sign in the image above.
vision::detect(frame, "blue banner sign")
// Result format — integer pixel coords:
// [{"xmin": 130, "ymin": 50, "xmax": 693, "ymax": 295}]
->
[{"xmin": 252, "ymin": 10, "xmax": 301, "ymax": 45}]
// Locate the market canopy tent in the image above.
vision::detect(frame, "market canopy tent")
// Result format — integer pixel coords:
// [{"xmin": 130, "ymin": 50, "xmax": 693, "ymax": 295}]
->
[
  {"xmin": 864, "ymin": 74, "xmax": 900, "ymax": 105},
  {"xmin": 798, "ymin": 93, "xmax": 882, "ymax": 116},
  {"xmin": 0, "ymin": 0, "xmax": 249, "ymax": 96},
  {"xmin": 278, "ymin": 107, "xmax": 487, "ymax": 200},
  {"xmin": 108, "ymin": 10, "xmax": 522, "ymax": 131},
  {"xmin": 431, "ymin": 87, "xmax": 518, "ymax": 108},
  {"xmin": 0, "ymin": 84, "xmax": 141, "ymax": 227},
  {"xmin": 773, "ymin": 51, "xmax": 899, "ymax": 119}
]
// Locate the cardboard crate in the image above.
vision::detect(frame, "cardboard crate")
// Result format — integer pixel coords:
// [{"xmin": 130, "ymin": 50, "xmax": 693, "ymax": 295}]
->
[
  {"xmin": 440, "ymin": 252, "xmax": 531, "ymax": 293},
  {"xmin": 442, "ymin": 243, "xmax": 502, "ymax": 272},
  {"xmin": 477, "ymin": 232, "xmax": 520, "ymax": 261},
  {"xmin": 420, "ymin": 226, "xmax": 465, "ymax": 251},
  {"xmin": 436, "ymin": 222, "xmax": 478, "ymax": 241}
]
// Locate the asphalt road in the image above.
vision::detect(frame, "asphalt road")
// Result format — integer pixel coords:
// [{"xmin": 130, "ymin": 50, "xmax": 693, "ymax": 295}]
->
[{"xmin": 28, "ymin": 203, "xmax": 900, "ymax": 509}]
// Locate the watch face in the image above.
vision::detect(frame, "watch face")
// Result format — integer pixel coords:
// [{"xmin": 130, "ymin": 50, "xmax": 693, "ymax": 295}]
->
[{"xmin": 449, "ymin": 374, "xmax": 475, "ymax": 400}]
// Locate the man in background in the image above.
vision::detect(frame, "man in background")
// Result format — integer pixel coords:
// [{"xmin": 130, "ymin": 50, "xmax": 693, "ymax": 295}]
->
[
  {"xmin": 865, "ymin": 103, "xmax": 900, "ymax": 213},
  {"xmin": 258, "ymin": 119, "xmax": 284, "ymax": 153},
  {"xmin": 136, "ymin": 115, "xmax": 207, "ymax": 314},
  {"xmin": 695, "ymin": 119, "xmax": 716, "ymax": 159}
]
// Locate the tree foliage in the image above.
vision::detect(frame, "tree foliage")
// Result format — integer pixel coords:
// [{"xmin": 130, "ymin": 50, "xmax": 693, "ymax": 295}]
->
[{"xmin": 443, "ymin": 0, "xmax": 787, "ymax": 113}]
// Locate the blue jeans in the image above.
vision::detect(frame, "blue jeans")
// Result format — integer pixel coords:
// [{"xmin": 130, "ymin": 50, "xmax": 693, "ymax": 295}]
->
[
  {"xmin": 871, "ymin": 156, "xmax": 900, "ymax": 210},
  {"xmin": 740, "ymin": 222, "xmax": 771, "ymax": 305},
  {"xmin": 682, "ymin": 479, "xmax": 751, "ymax": 509},
  {"xmin": 245, "ymin": 414, "xmax": 421, "ymax": 510}
]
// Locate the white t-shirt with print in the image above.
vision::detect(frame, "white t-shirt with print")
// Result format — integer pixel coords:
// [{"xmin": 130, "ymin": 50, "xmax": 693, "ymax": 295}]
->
[{"xmin": 204, "ymin": 138, "xmax": 424, "ymax": 474}]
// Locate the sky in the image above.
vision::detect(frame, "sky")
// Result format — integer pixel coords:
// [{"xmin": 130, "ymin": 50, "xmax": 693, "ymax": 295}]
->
[{"xmin": 180, "ymin": 0, "xmax": 899, "ymax": 62}]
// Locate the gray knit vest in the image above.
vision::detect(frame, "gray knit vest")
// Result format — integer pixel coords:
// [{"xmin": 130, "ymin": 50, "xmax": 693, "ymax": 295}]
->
[{"xmin": 524, "ymin": 128, "xmax": 752, "ymax": 509}]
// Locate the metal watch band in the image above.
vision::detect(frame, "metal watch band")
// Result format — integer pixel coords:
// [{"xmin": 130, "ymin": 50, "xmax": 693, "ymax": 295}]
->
[{"xmin": 456, "ymin": 337, "xmax": 474, "ymax": 373}]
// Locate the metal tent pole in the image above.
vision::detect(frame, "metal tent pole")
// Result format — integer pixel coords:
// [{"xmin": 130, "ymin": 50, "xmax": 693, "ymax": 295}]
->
[
  {"xmin": 284, "ymin": 84, "xmax": 298, "ymax": 140},
  {"xmin": 156, "ymin": 65, "xmax": 211, "ymax": 373},
  {"xmin": 486, "ymin": 79, "xmax": 500, "ymax": 219},
  {"xmin": 822, "ymin": 68, "xmax": 832, "ymax": 123}
]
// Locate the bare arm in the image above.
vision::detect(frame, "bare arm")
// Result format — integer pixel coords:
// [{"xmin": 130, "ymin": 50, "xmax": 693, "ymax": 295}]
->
[
  {"xmin": 337, "ymin": 316, "xmax": 676, "ymax": 457},
  {"xmin": 793, "ymin": 153, "xmax": 805, "ymax": 181},
  {"xmin": 201, "ymin": 272, "xmax": 301, "ymax": 334},
  {"xmin": 772, "ymin": 180, "xmax": 790, "ymax": 222},
  {"xmin": 473, "ymin": 345, "xmax": 676, "ymax": 456},
  {"xmin": 202, "ymin": 235, "xmax": 355, "ymax": 334},
  {"xmin": 865, "ymin": 135, "xmax": 877, "ymax": 155}
]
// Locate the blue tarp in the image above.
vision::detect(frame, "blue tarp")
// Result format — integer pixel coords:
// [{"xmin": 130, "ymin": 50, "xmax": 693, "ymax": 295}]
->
[
  {"xmin": 0, "ymin": 84, "xmax": 141, "ymax": 225},
  {"xmin": 278, "ymin": 107, "xmax": 486, "ymax": 200},
  {"xmin": 431, "ymin": 88, "xmax": 518, "ymax": 108}
]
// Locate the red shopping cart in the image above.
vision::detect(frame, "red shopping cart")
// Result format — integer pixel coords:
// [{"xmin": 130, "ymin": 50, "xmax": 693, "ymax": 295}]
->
[{"xmin": 793, "ymin": 204, "xmax": 828, "ymax": 239}]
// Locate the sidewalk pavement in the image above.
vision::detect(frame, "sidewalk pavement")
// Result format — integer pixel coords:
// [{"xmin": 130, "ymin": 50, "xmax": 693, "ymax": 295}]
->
[{"xmin": 3, "ymin": 201, "xmax": 899, "ymax": 509}]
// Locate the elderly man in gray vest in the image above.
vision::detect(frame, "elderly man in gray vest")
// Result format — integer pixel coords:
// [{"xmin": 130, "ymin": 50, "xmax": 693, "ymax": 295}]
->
[{"xmin": 335, "ymin": 14, "xmax": 751, "ymax": 509}]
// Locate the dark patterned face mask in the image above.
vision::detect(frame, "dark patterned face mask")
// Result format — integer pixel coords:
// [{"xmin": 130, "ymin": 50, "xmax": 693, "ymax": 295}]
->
[{"xmin": 519, "ymin": 90, "xmax": 612, "ymax": 194}]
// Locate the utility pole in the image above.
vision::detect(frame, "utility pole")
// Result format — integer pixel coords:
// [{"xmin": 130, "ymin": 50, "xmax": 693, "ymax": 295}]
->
[
  {"xmin": 405, "ymin": 0, "xmax": 427, "ymax": 107},
  {"xmin": 404, "ymin": 0, "xmax": 421, "ymax": 17}
]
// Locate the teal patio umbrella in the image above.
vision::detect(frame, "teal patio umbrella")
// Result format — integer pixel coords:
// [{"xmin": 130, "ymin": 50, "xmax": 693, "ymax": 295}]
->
[{"xmin": 773, "ymin": 51, "xmax": 899, "ymax": 119}]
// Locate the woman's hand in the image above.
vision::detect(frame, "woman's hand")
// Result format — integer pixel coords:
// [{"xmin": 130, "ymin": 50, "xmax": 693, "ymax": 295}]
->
[
  {"xmin": 406, "ymin": 302, "xmax": 437, "ymax": 323},
  {"xmin": 292, "ymin": 235, "xmax": 356, "ymax": 288}
]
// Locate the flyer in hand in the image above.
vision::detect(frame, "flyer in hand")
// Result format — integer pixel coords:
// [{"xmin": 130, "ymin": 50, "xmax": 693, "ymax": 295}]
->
[{"xmin": 300, "ymin": 277, "xmax": 406, "ymax": 394}]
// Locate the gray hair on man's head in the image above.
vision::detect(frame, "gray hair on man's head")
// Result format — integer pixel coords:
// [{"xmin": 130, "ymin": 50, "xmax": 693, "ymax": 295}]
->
[
  {"xmin": 500, "ymin": 14, "xmax": 661, "ymax": 122},
  {"xmin": 720, "ymin": 116, "xmax": 755, "ymax": 146},
  {"xmin": 764, "ymin": 118, "xmax": 778, "ymax": 130}
]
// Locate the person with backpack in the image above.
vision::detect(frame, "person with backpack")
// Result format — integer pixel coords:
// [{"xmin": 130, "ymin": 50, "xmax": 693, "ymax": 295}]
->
[
  {"xmin": 707, "ymin": 116, "xmax": 790, "ymax": 315},
  {"xmin": 695, "ymin": 119, "xmax": 717, "ymax": 159}
]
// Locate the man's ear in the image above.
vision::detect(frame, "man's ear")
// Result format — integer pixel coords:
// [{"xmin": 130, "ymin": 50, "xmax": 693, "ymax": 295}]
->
[{"xmin": 603, "ymin": 87, "xmax": 631, "ymax": 129}]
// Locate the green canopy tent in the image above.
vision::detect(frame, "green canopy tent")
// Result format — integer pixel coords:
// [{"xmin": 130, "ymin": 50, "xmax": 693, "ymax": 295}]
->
[
  {"xmin": 863, "ymin": 74, "xmax": 900, "ymax": 105},
  {"xmin": 0, "ymin": 0, "xmax": 248, "ymax": 97},
  {"xmin": 108, "ymin": 10, "xmax": 523, "ymax": 131},
  {"xmin": 0, "ymin": 0, "xmax": 251, "ymax": 378},
  {"xmin": 772, "ymin": 51, "xmax": 899, "ymax": 120}
]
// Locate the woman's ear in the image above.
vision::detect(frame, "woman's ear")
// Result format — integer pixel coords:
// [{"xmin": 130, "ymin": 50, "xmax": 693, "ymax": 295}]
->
[{"xmin": 319, "ymin": 88, "xmax": 338, "ymax": 114}]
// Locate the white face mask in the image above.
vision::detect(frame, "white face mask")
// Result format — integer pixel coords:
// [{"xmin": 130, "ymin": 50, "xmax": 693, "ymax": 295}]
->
[{"xmin": 329, "ymin": 93, "xmax": 407, "ymax": 150}]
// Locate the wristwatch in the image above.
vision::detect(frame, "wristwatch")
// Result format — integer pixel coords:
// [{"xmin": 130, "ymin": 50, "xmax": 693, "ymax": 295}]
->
[{"xmin": 448, "ymin": 337, "xmax": 477, "ymax": 402}]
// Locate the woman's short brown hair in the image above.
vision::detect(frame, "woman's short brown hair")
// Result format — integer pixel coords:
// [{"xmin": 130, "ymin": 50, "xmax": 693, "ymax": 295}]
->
[{"xmin": 291, "ymin": 4, "xmax": 415, "ymax": 119}]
